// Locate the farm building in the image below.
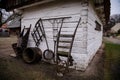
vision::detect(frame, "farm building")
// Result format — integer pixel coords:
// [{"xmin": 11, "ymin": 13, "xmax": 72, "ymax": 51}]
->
[
  {"xmin": 0, "ymin": 0, "xmax": 110, "ymax": 71},
  {"xmin": 111, "ymin": 23, "xmax": 120, "ymax": 33},
  {"xmin": 8, "ymin": 16, "xmax": 21, "ymax": 35}
]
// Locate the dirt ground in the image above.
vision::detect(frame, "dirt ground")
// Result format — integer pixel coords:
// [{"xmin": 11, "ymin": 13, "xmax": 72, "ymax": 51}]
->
[{"xmin": 0, "ymin": 36, "xmax": 104, "ymax": 80}]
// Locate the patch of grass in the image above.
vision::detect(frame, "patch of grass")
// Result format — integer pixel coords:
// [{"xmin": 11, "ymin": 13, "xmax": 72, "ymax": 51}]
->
[{"xmin": 104, "ymin": 42, "xmax": 120, "ymax": 80}]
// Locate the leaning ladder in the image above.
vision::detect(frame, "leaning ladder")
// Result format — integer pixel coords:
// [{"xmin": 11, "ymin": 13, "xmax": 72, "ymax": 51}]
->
[
  {"xmin": 56, "ymin": 17, "xmax": 81, "ymax": 73},
  {"xmin": 31, "ymin": 18, "xmax": 46, "ymax": 47}
]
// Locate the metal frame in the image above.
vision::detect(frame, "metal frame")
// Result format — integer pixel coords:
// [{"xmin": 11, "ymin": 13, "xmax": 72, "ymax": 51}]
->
[
  {"xmin": 31, "ymin": 17, "xmax": 81, "ymax": 74},
  {"xmin": 12, "ymin": 25, "xmax": 31, "ymax": 57},
  {"xmin": 41, "ymin": 17, "xmax": 71, "ymax": 60},
  {"xmin": 31, "ymin": 18, "xmax": 45, "ymax": 47},
  {"xmin": 56, "ymin": 17, "xmax": 81, "ymax": 74}
]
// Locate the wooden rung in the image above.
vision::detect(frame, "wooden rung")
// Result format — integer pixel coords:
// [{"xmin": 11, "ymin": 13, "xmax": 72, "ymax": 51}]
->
[
  {"xmin": 57, "ymin": 51, "xmax": 69, "ymax": 57},
  {"xmin": 58, "ymin": 46, "xmax": 70, "ymax": 49},
  {"xmin": 59, "ymin": 40, "xmax": 72, "ymax": 43},
  {"xmin": 24, "ymin": 28, "xmax": 29, "ymax": 29},
  {"xmin": 60, "ymin": 34, "xmax": 73, "ymax": 37},
  {"xmin": 53, "ymin": 28, "xmax": 58, "ymax": 30}
]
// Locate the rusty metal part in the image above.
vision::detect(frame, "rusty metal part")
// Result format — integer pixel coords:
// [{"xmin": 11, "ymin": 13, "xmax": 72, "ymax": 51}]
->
[
  {"xmin": 31, "ymin": 18, "xmax": 55, "ymax": 60},
  {"xmin": 56, "ymin": 17, "xmax": 81, "ymax": 74},
  {"xmin": 22, "ymin": 47, "xmax": 42, "ymax": 63},
  {"xmin": 31, "ymin": 18, "xmax": 45, "ymax": 47},
  {"xmin": 56, "ymin": 60, "xmax": 68, "ymax": 76},
  {"xmin": 42, "ymin": 17, "xmax": 71, "ymax": 21},
  {"xmin": 12, "ymin": 25, "xmax": 31, "ymax": 57},
  {"xmin": 43, "ymin": 49, "xmax": 54, "ymax": 60}
]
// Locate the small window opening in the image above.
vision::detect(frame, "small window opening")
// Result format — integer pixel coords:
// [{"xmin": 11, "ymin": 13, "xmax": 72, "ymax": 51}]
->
[{"xmin": 95, "ymin": 21, "xmax": 101, "ymax": 31}]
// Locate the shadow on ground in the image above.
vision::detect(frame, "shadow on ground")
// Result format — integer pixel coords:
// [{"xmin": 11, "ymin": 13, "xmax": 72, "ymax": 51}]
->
[
  {"xmin": 0, "ymin": 56, "xmax": 104, "ymax": 80},
  {"xmin": 0, "ymin": 36, "xmax": 104, "ymax": 80}
]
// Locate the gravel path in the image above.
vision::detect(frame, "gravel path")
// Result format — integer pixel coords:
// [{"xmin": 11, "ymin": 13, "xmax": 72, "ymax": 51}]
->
[
  {"xmin": 103, "ymin": 37, "xmax": 120, "ymax": 44},
  {"xmin": 0, "ymin": 36, "xmax": 17, "ymax": 58}
]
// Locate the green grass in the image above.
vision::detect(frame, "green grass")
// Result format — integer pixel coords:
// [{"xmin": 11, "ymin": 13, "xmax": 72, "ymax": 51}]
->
[{"xmin": 104, "ymin": 42, "xmax": 120, "ymax": 80}]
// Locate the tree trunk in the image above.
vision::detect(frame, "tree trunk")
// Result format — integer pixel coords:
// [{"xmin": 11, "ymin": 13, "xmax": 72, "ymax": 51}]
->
[{"xmin": 0, "ymin": 11, "xmax": 2, "ymax": 27}]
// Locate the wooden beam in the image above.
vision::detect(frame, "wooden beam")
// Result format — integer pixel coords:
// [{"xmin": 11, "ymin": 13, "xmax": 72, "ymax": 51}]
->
[{"xmin": 18, "ymin": 0, "xmax": 54, "ymax": 10}]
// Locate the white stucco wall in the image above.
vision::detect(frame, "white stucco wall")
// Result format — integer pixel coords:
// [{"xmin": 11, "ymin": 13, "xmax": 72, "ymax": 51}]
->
[
  {"xmin": 20, "ymin": 0, "xmax": 103, "ymax": 71},
  {"xmin": 87, "ymin": 2, "xmax": 103, "ymax": 63},
  {"xmin": 76, "ymin": 2, "xmax": 103, "ymax": 70}
]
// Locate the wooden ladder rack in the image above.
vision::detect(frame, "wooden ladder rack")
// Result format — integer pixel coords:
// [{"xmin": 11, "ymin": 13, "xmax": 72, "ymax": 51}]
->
[
  {"xmin": 56, "ymin": 17, "xmax": 81, "ymax": 74},
  {"xmin": 31, "ymin": 18, "xmax": 45, "ymax": 47}
]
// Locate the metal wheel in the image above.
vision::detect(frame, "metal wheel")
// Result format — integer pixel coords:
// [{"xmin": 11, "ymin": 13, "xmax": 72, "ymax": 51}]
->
[
  {"xmin": 22, "ymin": 47, "xmax": 42, "ymax": 64},
  {"xmin": 43, "ymin": 49, "xmax": 54, "ymax": 60}
]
